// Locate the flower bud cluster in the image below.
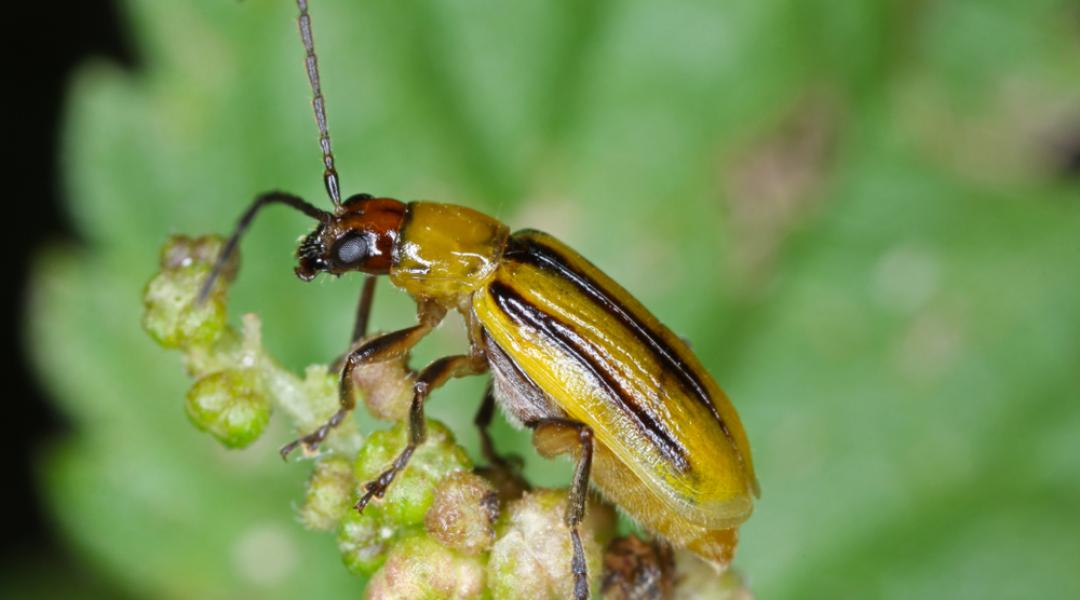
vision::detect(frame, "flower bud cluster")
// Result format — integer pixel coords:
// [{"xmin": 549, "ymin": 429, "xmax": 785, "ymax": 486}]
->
[
  {"xmin": 321, "ymin": 419, "xmax": 617, "ymax": 599},
  {"xmin": 142, "ymin": 235, "xmax": 360, "ymax": 452}
]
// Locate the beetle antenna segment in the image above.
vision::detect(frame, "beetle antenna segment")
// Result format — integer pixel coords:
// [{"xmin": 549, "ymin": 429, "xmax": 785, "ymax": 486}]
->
[
  {"xmin": 197, "ymin": 191, "xmax": 331, "ymax": 305},
  {"xmin": 296, "ymin": 0, "xmax": 342, "ymax": 207}
]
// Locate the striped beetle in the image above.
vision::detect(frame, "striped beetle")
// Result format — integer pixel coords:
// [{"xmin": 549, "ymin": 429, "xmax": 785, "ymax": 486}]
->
[{"xmin": 200, "ymin": 2, "xmax": 759, "ymax": 597}]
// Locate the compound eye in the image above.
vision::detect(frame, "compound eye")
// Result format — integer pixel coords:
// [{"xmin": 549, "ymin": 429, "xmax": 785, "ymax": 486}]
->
[{"xmin": 335, "ymin": 234, "xmax": 370, "ymax": 265}]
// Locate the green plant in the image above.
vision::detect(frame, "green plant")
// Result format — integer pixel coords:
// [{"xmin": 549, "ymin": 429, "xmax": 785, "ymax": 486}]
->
[{"xmin": 24, "ymin": 0, "xmax": 1080, "ymax": 598}]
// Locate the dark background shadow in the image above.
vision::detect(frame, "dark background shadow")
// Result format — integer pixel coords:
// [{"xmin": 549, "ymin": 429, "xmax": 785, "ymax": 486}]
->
[{"xmin": 5, "ymin": 0, "xmax": 132, "ymax": 577}]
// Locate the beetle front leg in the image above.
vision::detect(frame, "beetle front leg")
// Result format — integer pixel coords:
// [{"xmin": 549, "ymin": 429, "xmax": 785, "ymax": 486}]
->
[
  {"xmin": 355, "ymin": 353, "xmax": 488, "ymax": 512},
  {"xmin": 280, "ymin": 303, "xmax": 445, "ymax": 459},
  {"xmin": 350, "ymin": 275, "xmax": 378, "ymax": 344},
  {"xmin": 330, "ymin": 275, "xmax": 379, "ymax": 371},
  {"xmin": 532, "ymin": 418, "xmax": 594, "ymax": 600}
]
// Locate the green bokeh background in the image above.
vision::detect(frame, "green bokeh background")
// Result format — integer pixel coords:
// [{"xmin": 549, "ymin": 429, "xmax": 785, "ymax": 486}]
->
[{"xmin": 15, "ymin": 0, "xmax": 1080, "ymax": 597}]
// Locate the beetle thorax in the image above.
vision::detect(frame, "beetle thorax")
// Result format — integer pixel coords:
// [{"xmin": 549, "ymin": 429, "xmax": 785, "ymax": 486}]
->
[{"xmin": 389, "ymin": 201, "xmax": 510, "ymax": 302}]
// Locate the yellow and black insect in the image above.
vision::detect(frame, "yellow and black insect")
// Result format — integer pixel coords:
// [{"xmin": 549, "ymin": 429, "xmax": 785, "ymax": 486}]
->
[{"xmin": 200, "ymin": 2, "xmax": 758, "ymax": 597}]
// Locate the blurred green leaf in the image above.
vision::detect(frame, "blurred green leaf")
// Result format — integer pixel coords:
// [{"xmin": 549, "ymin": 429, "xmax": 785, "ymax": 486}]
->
[{"xmin": 25, "ymin": 0, "xmax": 1080, "ymax": 597}]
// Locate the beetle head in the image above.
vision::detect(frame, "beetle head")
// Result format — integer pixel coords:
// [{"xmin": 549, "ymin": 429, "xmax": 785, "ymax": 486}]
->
[{"xmin": 295, "ymin": 194, "xmax": 407, "ymax": 281}]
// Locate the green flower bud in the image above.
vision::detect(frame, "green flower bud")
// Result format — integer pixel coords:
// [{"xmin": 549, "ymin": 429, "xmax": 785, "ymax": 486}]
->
[
  {"xmin": 142, "ymin": 235, "xmax": 232, "ymax": 350},
  {"xmin": 300, "ymin": 457, "xmax": 356, "ymax": 531},
  {"xmin": 354, "ymin": 419, "xmax": 471, "ymax": 527},
  {"xmin": 337, "ymin": 506, "xmax": 395, "ymax": 577},
  {"xmin": 424, "ymin": 471, "xmax": 499, "ymax": 555},
  {"xmin": 185, "ymin": 368, "xmax": 270, "ymax": 448},
  {"xmin": 488, "ymin": 489, "xmax": 613, "ymax": 600},
  {"xmin": 364, "ymin": 534, "xmax": 486, "ymax": 600}
]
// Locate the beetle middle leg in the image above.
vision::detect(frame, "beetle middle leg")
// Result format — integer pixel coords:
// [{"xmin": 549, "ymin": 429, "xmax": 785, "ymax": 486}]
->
[
  {"xmin": 531, "ymin": 418, "xmax": 595, "ymax": 600},
  {"xmin": 355, "ymin": 353, "xmax": 488, "ymax": 512}
]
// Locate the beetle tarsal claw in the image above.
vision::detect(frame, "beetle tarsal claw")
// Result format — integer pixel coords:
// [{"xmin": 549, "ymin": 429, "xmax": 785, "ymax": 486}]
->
[
  {"xmin": 355, "ymin": 460, "xmax": 406, "ymax": 513},
  {"xmin": 279, "ymin": 428, "xmax": 329, "ymax": 461},
  {"xmin": 354, "ymin": 494, "xmax": 372, "ymax": 513},
  {"xmin": 355, "ymin": 484, "xmax": 383, "ymax": 513},
  {"xmin": 570, "ymin": 526, "xmax": 589, "ymax": 600},
  {"xmin": 278, "ymin": 440, "xmax": 301, "ymax": 461}
]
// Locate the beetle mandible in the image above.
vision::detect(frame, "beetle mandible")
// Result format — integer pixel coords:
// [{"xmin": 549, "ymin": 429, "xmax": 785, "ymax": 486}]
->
[{"xmin": 199, "ymin": 2, "xmax": 759, "ymax": 597}]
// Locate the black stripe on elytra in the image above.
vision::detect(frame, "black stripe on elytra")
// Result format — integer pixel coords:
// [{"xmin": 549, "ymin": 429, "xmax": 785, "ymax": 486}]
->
[
  {"xmin": 503, "ymin": 234, "xmax": 738, "ymax": 449},
  {"xmin": 488, "ymin": 281, "xmax": 690, "ymax": 472}
]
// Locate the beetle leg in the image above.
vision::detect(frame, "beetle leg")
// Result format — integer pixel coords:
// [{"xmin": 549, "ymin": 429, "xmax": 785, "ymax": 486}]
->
[
  {"xmin": 282, "ymin": 301, "xmax": 447, "ymax": 459},
  {"xmin": 350, "ymin": 275, "xmax": 378, "ymax": 343},
  {"xmin": 281, "ymin": 323, "xmax": 434, "ymax": 460},
  {"xmin": 330, "ymin": 275, "xmax": 378, "ymax": 372},
  {"xmin": 355, "ymin": 353, "xmax": 488, "ymax": 512},
  {"xmin": 531, "ymin": 418, "xmax": 594, "ymax": 600},
  {"xmin": 474, "ymin": 383, "xmax": 530, "ymax": 491},
  {"xmin": 475, "ymin": 382, "xmax": 518, "ymax": 470}
]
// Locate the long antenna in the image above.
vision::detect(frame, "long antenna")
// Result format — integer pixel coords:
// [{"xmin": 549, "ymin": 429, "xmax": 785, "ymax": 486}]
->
[
  {"xmin": 196, "ymin": 192, "xmax": 332, "ymax": 305},
  {"xmin": 296, "ymin": 0, "xmax": 342, "ymax": 208}
]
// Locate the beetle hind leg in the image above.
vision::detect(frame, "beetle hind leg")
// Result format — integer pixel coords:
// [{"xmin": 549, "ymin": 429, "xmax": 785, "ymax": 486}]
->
[
  {"xmin": 473, "ymin": 383, "xmax": 531, "ymax": 492},
  {"xmin": 532, "ymin": 418, "xmax": 594, "ymax": 600},
  {"xmin": 355, "ymin": 354, "xmax": 487, "ymax": 512}
]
